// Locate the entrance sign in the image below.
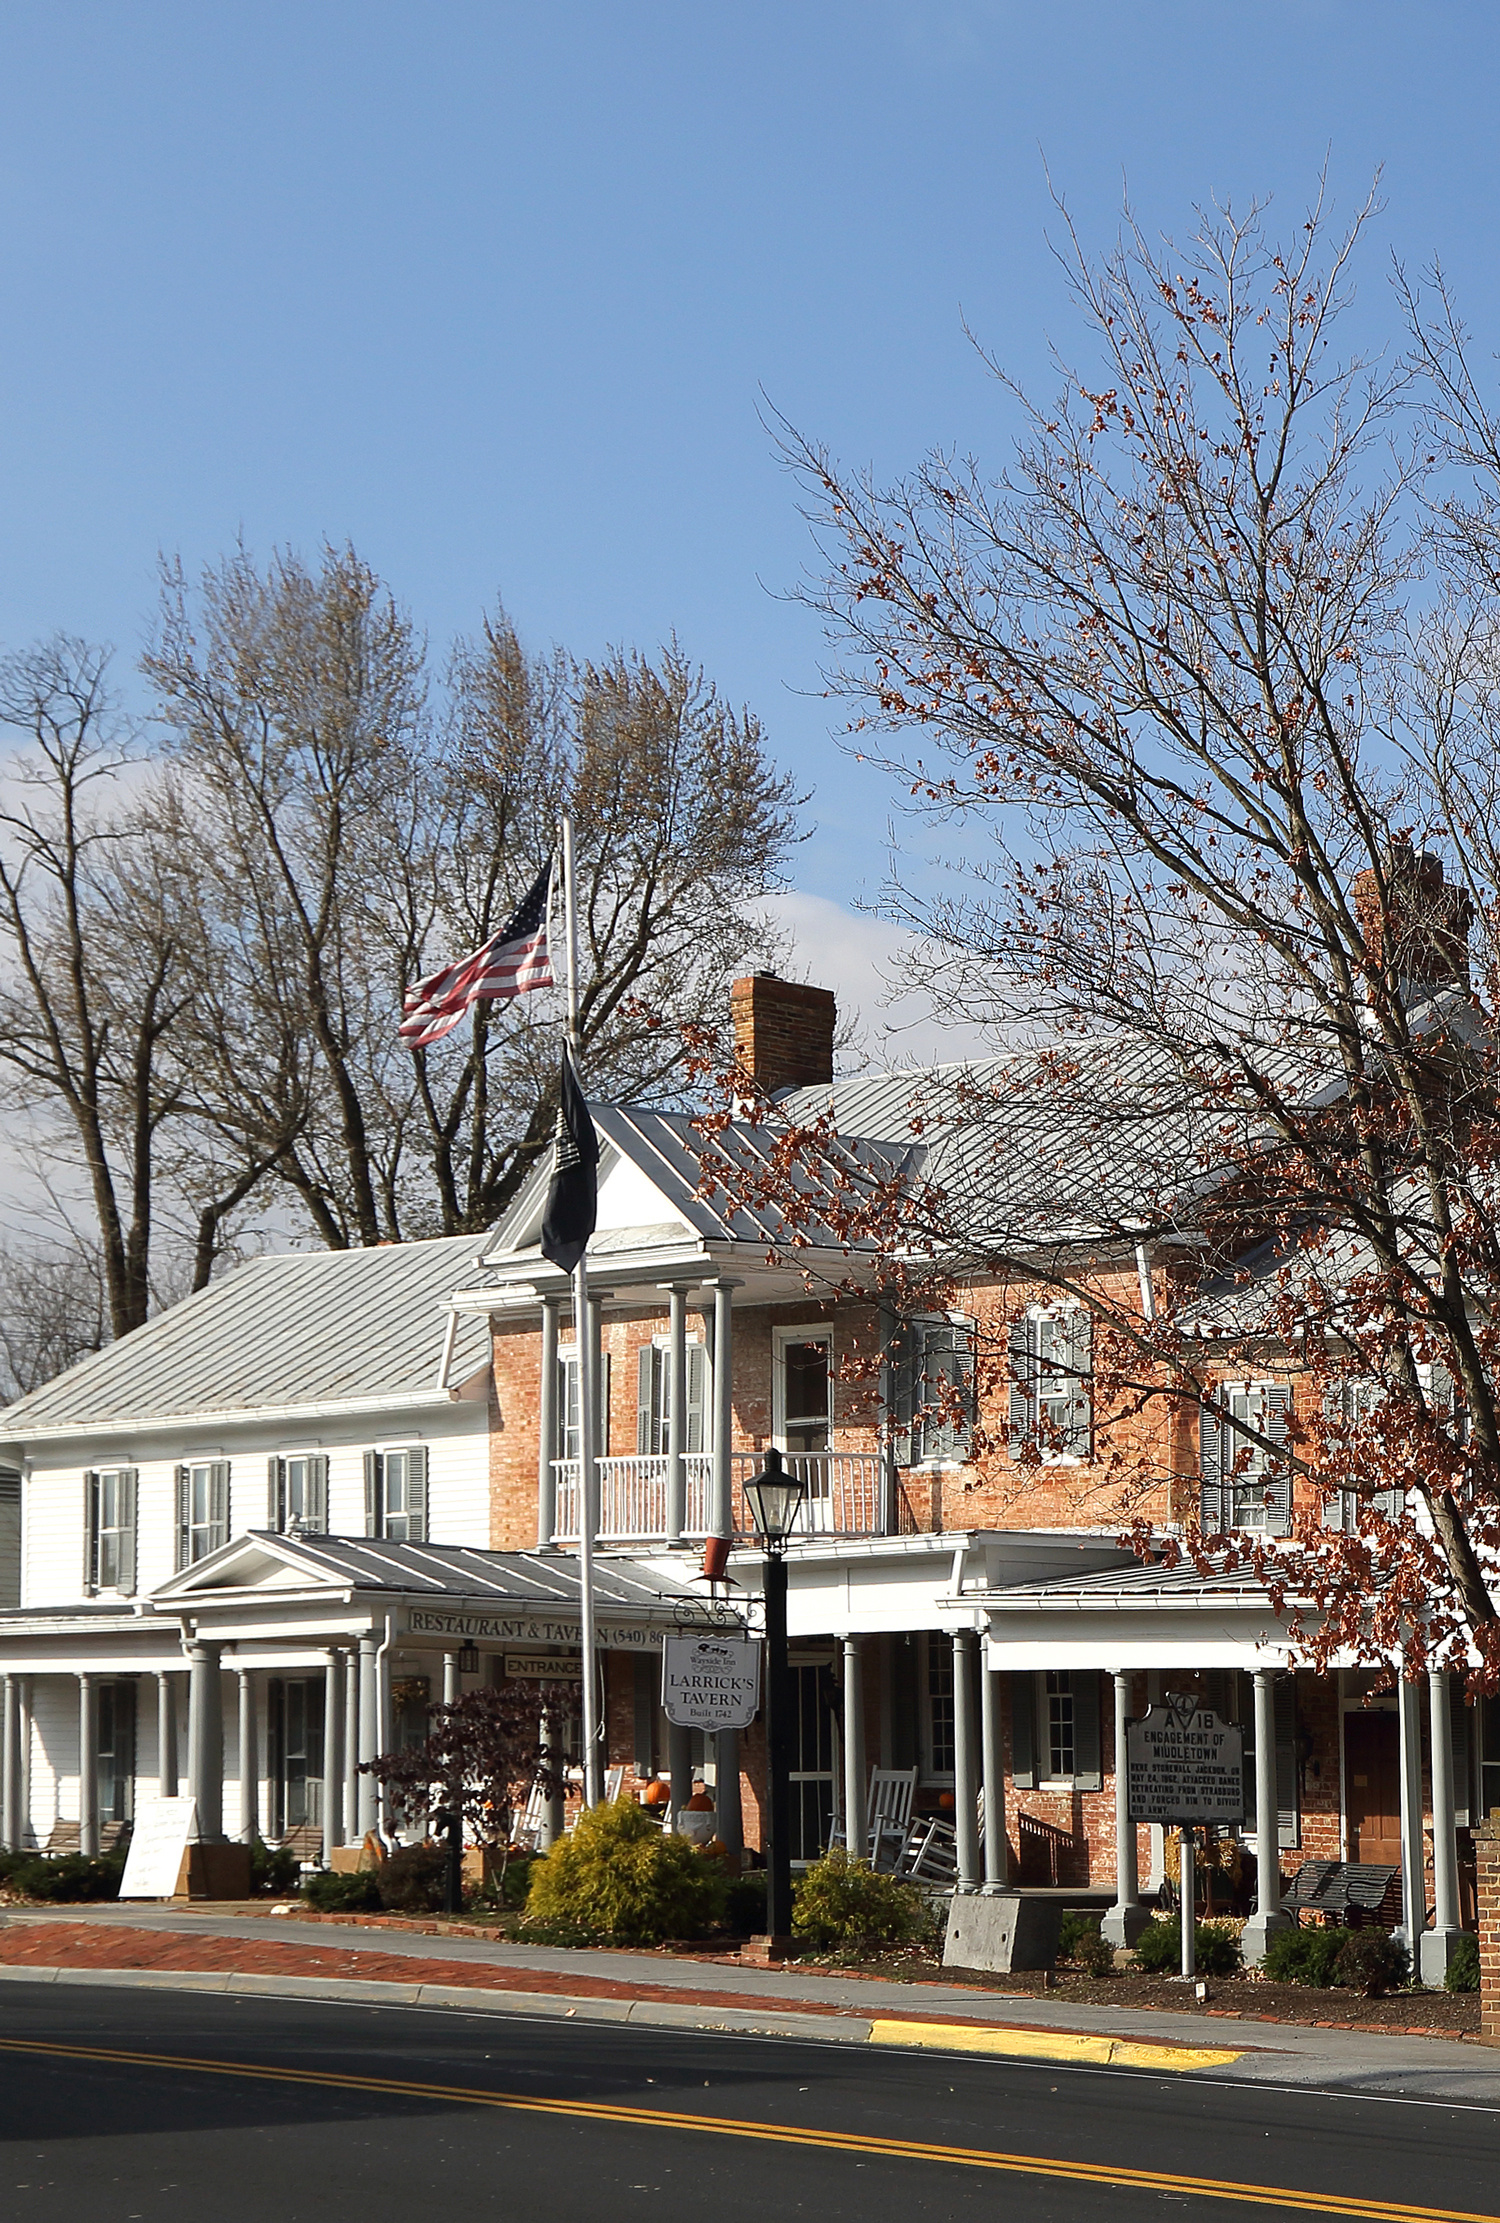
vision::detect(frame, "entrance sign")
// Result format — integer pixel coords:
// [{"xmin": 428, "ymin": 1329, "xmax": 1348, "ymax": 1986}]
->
[
  {"xmin": 504, "ymin": 1652, "xmax": 583, "ymax": 1681},
  {"xmin": 119, "ymin": 1796, "xmax": 199, "ymax": 1898},
  {"xmin": 661, "ymin": 1634, "xmax": 760, "ymax": 1731},
  {"xmin": 1126, "ymin": 1700, "xmax": 1245, "ymax": 1824}
]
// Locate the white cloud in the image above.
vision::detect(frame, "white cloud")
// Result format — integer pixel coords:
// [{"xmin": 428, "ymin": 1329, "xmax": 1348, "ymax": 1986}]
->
[{"xmin": 758, "ymin": 889, "xmax": 997, "ymax": 1070}]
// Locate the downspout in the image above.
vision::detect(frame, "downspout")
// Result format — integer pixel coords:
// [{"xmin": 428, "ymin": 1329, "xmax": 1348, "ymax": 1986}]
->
[{"xmin": 373, "ymin": 1608, "xmax": 397, "ymax": 1842}]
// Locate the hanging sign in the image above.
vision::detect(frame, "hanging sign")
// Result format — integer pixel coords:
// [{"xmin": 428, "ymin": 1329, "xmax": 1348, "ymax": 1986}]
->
[
  {"xmin": 119, "ymin": 1796, "xmax": 199, "ymax": 1899},
  {"xmin": 661, "ymin": 1633, "xmax": 761, "ymax": 1730},
  {"xmin": 1125, "ymin": 1698, "xmax": 1245, "ymax": 1824}
]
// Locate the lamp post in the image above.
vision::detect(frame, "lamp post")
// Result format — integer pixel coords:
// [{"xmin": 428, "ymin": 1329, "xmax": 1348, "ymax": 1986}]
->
[{"xmin": 744, "ymin": 1448, "xmax": 807, "ymax": 1944}]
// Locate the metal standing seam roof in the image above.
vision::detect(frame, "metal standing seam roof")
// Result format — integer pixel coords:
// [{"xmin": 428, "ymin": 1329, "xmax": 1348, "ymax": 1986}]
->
[
  {"xmin": 210, "ymin": 1532, "xmax": 729, "ymax": 1618},
  {"xmin": 0, "ymin": 1234, "xmax": 493, "ymax": 1439},
  {"xmin": 972, "ymin": 1557, "xmax": 1284, "ymax": 1609}
]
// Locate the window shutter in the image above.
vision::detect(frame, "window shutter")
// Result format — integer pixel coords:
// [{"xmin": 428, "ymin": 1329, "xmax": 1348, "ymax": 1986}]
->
[
  {"xmin": 1451, "ymin": 1679, "xmax": 1473, "ymax": 1829},
  {"xmin": 954, "ymin": 1318, "xmax": 978, "ymax": 1459},
  {"xmin": 209, "ymin": 1462, "xmax": 230, "ymax": 1550},
  {"xmin": 1007, "ymin": 1320, "xmax": 1033, "ymax": 1455},
  {"xmin": 1274, "ymin": 1673, "xmax": 1300, "ymax": 1849},
  {"xmin": 598, "ymin": 1353, "xmax": 612, "ymax": 1456},
  {"xmin": 1263, "ymin": 1384, "xmax": 1293, "ymax": 1534},
  {"xmin": 636, "ymin": 1345, "xmax": 654, "ymax": 1457},
  {"xmin": 1066, "ymin": 1310, "xmax": 1093, "ymax": 1456},
  {"xmin": 685, "ymin": 1344, "xmax": 707, "ymax": 1455},
  {"xmin": 888, "ymin": 1319, "xmax": 916, "ymax": 1466},
  {"xmin": 1072, "ymin": 1670, "xmax": 1102, "ymax": 1791},
  {"xmin": 83, "ymin": 1471, "xmax": 98, "ymax": 1593},
  {"xmin": 117, "ymin": 1469, "xmax": 137, "ymax": 1596},
  {"xmin": 1321, "ymin": 1386, "xmax": 1349, "ymax": 1530},
  {"xmin": 1199, "ymin": 1402, "xmax": 1224, "ymax": 1532},
  {"xmin": 267, "ymin": 1457, "xmax": 283, "ymax": 1530},
  {"xmin": 364, "ymin": 1450, "xmax": 380, "ymax": 1537},
  {"xmin": 174, "ymin": 1465, "xmax": 190, "ymax": 1571},
  {"xmin": 1010, "ymin": 1671, "xmax": 1036, "ymax": 1789},
  {"xmin": 306, "ymin": 1454, "xmax": 329, "ymax": 1534},
  {"xmin": 407, "ymin": 1446, "xmax": 428, "ymax": 1542}
]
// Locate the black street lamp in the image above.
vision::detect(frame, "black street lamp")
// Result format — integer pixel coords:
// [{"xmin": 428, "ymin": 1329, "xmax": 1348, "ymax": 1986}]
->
[{"xmin": 745, "ymin": 1447, "xmax": 807, "ymax": 1943}]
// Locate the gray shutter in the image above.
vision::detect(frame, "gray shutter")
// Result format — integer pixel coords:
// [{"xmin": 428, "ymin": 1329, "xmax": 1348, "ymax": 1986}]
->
[
  {"xmin": 1263, "ymin": 1383, "xmax": 1293, "ymax": 1533},
  {"xmin": 1452, "ymin": 1678, "xmax": 1473, "ymax": 1829},
  {"xmin": 209, "ymin": 1462, "xmax": 230, "ymax": 1550},
  {"xmin": 636, "ymin": 1345, "xmax": 654, "ymax": 1456},
  {"xmin": 117, "ymin": 1469, "xmax": 137, "ymax": 1596},
  {"xmin": 407, "ymin": 1445, "xmax": 428, "ymax": 1542},
  {"xmin": 889, "ymin": 1318, "xmax": 916, "ymax": 1465},
  {"xmin": 1011, "ymin": 1671, "xmax": 1036, "ymax": 1789},
  {"xmin": 685, "ymin": 1343, "xmax": 707, "ymax": 1455},
  {"xmin": 306, "ymin": 1454, "xmax": 329, "ymax": 1534},
  {"xmin": 174, "ymin": 1465, "xmax": 190, "ymax": 1570},
  {"xmin": 1199, "ymin": 1401, "xmax": 1224, "ymax": 1531},
  {"xmin": 267, "ymin": 1457, "xmax": 282, "ymax": 1530},
  {"xmin": 955, "ymin": 1319, "xmax": 977, "ymax": 1459},
  {"xmin": 364, "ymin": 1450, "xmax": 380, "ymax": 1537},
  {"xmin": 1322, "ymin": 1386, "xmax": 1349, "ymax": 1529},
  {"xmin": 1274, "ymin": 1673, "xmax": 1300, "ymax": 1849},
  {"xmin": 1007, "ymin": 1320, "xmax": 1033, "ymax": 1455},
  {"xmin": 597, "ymin": 1353, "xmax": 612, "ymax": 1457},
  {"xmin": 1072, "ymin": 1670, "xmax": 1102, "ymax": 1791},
  {"xmin": 1066, "ymin": 1311, "xmax": 1093, "ymax": 1456},
  {"xmin": 83, "ymin": 1471, "xmax": 97, "ymax": 1593}
]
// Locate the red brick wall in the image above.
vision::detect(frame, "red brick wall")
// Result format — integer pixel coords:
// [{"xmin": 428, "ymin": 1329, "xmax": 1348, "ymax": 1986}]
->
[
  {"xmin": 730, "ymin": 975, "xmax": 836, "ymax": 1094},
  {"xmin": 1476, "ymin": 1815, "xmax": 1500, "ymax": 2039}
]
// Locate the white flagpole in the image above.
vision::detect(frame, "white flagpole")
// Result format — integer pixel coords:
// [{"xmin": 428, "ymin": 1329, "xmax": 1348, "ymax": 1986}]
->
[{"xmin": 561, "ymin": 816, "xmax": 604, "ymax": 1808}]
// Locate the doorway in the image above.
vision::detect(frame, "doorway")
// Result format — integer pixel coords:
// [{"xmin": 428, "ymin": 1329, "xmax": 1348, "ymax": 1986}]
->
[
  {"xmin": 788, "ymin": 1658, "xmax": 836, "ymax": 1862},
  {"xmin": 1344, "ymin": 1712, "xmax": 1401, "ymax": 1863}
]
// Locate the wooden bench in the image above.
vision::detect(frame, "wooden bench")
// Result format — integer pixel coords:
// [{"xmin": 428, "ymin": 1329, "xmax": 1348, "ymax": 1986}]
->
[{"xmin": 44, "ymin": 1821, "xmax": 130, "ymax": 1857}]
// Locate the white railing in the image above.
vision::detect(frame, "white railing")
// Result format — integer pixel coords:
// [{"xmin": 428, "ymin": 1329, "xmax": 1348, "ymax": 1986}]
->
[{"xmin": 550, "ymin": 1449, "xmax": 884, "ymax": 1543}]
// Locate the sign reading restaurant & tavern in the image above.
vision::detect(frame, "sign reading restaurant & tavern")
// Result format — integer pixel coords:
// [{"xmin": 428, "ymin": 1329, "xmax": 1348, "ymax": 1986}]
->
[
  {"xmin": 1126, "ymin": 1699, "xmax": 1245, "ymax": 1824},
  {"xmin": 405, "ymin": 1607, "xmax": 665, "ymax": 1650}
]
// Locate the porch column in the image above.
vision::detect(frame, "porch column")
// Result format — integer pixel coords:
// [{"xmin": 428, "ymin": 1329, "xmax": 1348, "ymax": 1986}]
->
[
  {"xmin": 157, "ymin": 1671, "xmax": 178, "ymax": 1797},
  {"xmin": 842, "ymin": 1637, "xmax": 867, "ymax": 1857},
  {"xmin": 78, "ymin": 1673, "xmax": 99, "ymax": 1857},
  {"xmin": 668, "ymin": 1720, "xmax": 694, "ymax": 1828},
  {"xmin": 323, "ymin": 1651, "xmax": 343, "ymax": 1861},
  {"xmin": 1242, "ymin": 1667, "xmax": 1289, "ymax": 1964},
  {"xmin": 537, "ymin": 1294, "xmax": 560, "ymax": 1548},
  {"xmin": 1397, "ymin": 1672, "xmax": 1427, "ymax": 1953},
  {"xmin": 442, "ymin": 1651, "xmax": 460, "ymax": 1705},
  {"xmin": 356, "ymin": 1633, "xmax": 380, "ymax": 1837},
  {"xmin": 952, "ymin": 1631, "xmax": 980, "ymax": 1891},
  {"xmin": 980, "ymin": 1657, "xmax": 1008, "ymax": 1892},
  {"xmin": 1421, "ymin": 1669, "xmax": 1464, "ymax": 1984},
  {"xmin": 18, "ymin": 1677, "xmax": 32, "ymax": 1848},
  {"xmin": 343, "ymin": 1646, "xmax": 360, "ymax": 1843},
  {"xmin": 715, "ymin": 1727, "xmax": 743, "ymax": 1860},
  {"xmin": 1, "ymin": 1676, "xmax": 17, "ymax": 1850},
  {"xmin": 186, "ymin": 1641, "xmax": 224, "ymax": 1840},
  {"xmin": 709, "ymin": 1281, "xmax": 739, "ymax": 1539},
  {"xmin": 237, "ymin": 1669, "xmax": 258, "ymax": 1844},
  {"xmin": 539, "ymin": 1708, "xmax": 564, "ymax": 1850},
  {"xmin": 1102, "ymin": 1669, "xmax": 1146, "ymax": 1945},
  {"xmin": 664, "ymin": 1283, "xmax": 689, "ymax": 1544}
]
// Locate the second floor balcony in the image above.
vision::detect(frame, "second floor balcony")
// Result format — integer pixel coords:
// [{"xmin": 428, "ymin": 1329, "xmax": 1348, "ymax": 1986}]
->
[{"xmin": 549, "ymin": 1449, "xmax": 894, "ymax": 1544}]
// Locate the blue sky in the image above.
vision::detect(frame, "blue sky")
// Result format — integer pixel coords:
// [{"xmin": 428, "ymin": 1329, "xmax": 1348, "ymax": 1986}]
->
[{"xmin": 0, "ymin": 2, "xmax": 1495, "ymax": 1042}]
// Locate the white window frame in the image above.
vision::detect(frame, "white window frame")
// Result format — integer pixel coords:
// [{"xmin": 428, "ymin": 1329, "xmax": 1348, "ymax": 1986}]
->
[
  {"xmin": 86, "ymin": 1467, "xmax": 136, "ymax": 1594},
  {"xmin": 918, "ymin": 1632, "xmax": 955, "ymax": 1787},
  {"xmin": 269, "ymin": 1450, "xmax": 328, "ymax": 1534},
  {"xmin": 1039, "ymin": 1668, "xmax": 1077, "ymax": 1788},
  {"xmin": 180, "ymin": 1460, "xmax": 229, "ymax": 1566},
  {"xmin": 772, "ymin": 1326, "xmax": 833, "ymax": 1455},
  {"xmin": 558, "ymin": 1343, "xmax": 611, "ymax": 1462},
  {"xmin": 1206, "ymin": 1380, "xmax": 1291, "ymax": 1534},
  {"xmin": 637, "ymin": 1334, "xmax": 708, "ymax": 1457},
  {"xmin": 1009, "ymin": 1305, "xmax": 1093, "ymax": 1464}
]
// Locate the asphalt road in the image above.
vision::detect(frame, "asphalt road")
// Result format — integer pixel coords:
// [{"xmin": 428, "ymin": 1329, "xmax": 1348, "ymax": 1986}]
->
[{"xmin": 2, "ymin": 1982, "xmax": 1499, "ymax": 2223}]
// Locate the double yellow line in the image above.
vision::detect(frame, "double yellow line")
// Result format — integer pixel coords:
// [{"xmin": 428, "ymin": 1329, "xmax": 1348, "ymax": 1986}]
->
[{"xmin": 0, "ymin": 2034, "xmax": 1491, "ymax": 2223}]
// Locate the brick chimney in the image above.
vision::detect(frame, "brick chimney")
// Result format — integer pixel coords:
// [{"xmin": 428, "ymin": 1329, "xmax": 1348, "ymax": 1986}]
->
[
  {"xmin": 730, "ymin": 972, "xmax": 836, "ymax": 1094},
  {"xmin": 1351, "ymin": 839, "xmax": 1471, "ymax": 995}
]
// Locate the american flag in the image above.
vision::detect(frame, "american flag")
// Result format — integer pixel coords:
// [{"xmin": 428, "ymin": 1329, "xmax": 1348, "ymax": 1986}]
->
[{"xmin": 399, "ymin": 862, "xmax": 555, "ymax": 1049}]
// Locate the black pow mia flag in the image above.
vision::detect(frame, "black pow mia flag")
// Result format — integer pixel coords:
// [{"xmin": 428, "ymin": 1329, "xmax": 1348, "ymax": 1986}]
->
[{"xmin": 539, "ymin": 1045, "xmax": 599, "ymax": 1275}]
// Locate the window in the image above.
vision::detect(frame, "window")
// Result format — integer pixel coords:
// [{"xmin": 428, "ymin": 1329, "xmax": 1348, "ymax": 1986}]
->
[
  {"xmin": 267, "ymin": 1454, "xmax": 329, "ymax": 1534},
  {"xmin": 1010, "ymin": 1669, "xmax": 1103, "ymax": 1791},
  {"xmin": 84, "ymin": 1468, "xmax": 137, "ymax": 1593},
  {"xmin": 636, "ymin": 1341, "xmax": 708, "ymax": 1455},
  {"xmin": 268, "ymin": 1677, "xmax": 324, "ymax": 1835},
  {"xmin": 174, "ymin": 1461, "xmax": 229, "ymax": 1568},
  {"xmin": 1044, "ymin": 1669, "xmax": 1075, "ymax": 1781},
  {"xmin": 777, "ymin": 1332, "xmax": 832, "ymax": 1454},
  {"xmin": 559, "ymin": 1348, "xmax": 611, "ymax": 1460},
  {"xmin": 921, "ymin": 1635, "xmax": 955, "ymax": 1780},
  {"xmin": 1322, "ymin": 1381, "xmax": 1403, "ymax": 1530},
  {"xmin": 1199, "ymin": 1384, "xmax": 1291, "ymax": 1535},
  {"xmin": 1008, "ymin": 1311, "xmax": 1092, "ymax": 1459},
  {"xmin": 894, "ymin": 1317, "xmax": 976, "ymax": 1465},
  {"xmin": 96, "ymin": 1681, "xmax": 136, "ymax": 1823},
  {"xmin": 364, "ymin": 1446, "xmax": 428, "ymax": 1541}
]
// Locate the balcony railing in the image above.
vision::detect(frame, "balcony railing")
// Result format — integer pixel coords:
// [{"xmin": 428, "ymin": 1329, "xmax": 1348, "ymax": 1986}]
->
[{"xmin": 549, "ymin": 1449, "xmax": 886, "ymax": 1544}]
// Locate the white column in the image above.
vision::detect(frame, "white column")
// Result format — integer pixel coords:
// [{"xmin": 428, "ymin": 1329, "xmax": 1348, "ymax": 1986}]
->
[
  {"xmin": 1242, "ymin": 1666, "xmax": 1290, "ymax": 1964},
  {"xmin": 1102, "ymin": 1669, "xmax": 1146, "ymax": 1945},
  {"xmin": 1397, "ymin": 1672, "xmax": 1427, "ymax": 1954},
  {"xmin": 539, "ymin": 1708, "xmax": 564, "ymax": 1849},
  {"xmin": 157, "ymin": 1671, "xmax": 178, "ymax": 1798},
  {"xmin": 17, "ymin": 1678, "xmax": 32, "ymax": 1850},
  {"xmin": 187, "ymin": 1641, "xmax": 224, "ymax": 1839},
  {"xmin": 843, "ymin": 1636, "xmax": 866, "ymax": 1857},
  {"xmin": 980, "ymin": 1656, "xmax": 1008, "ymax": 1892},
  {"xmin": 322, "ymin": 1651, "xmax": 343, "ymax": 1862},
  {"xmin": 952, "ymin": 1632, "xmax": 980, "ymax": 1891},
  {"xmin": 537, "ymin": 1295, "xmax": 560, "ymax": 1548},
  {"xmin": 0, "ymin": 1676, "xmax": 16, "ymax": 1850},
  {"xmin": 664, "ymin": 1284, "xmax": 688, "ymax": 1544},
  {"xmin": 442, "ymin": 1651, "xmax": 459, "ymax": 1705},
  {"xmin": 78, "ymin": 1673, "xmax": 99, "ymax": 1857},
  {"xmin": 356, "ymin": 1633, "xmax": 379, "ymax": 1837},
  {"xmin": 237, "ymin": 1669, "xmax": 258, "ymax": 1844},
  {"xmin": 710, "ymin": 1282, "xmax": 738, "ymax": 1539},
  {"xmin": 1421, "ymin": 1670, "xmax": 1464, "ymax": 1984},
  {"xmin": 343, "ymin": 1646, "xmax": 360, "ymax": 1843}
]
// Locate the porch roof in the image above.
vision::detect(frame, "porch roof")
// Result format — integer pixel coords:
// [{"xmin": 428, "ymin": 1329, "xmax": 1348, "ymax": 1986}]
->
[{"xmin": 966, "ymin": 1556, "xmax": 1281, "ymax": 1611}]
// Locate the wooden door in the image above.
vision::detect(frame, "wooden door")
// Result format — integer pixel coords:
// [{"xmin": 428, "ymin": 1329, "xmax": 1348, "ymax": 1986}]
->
[{"xmin": 1344, "ymin": 1712, "xmax": 1401, "ymax": 1863}]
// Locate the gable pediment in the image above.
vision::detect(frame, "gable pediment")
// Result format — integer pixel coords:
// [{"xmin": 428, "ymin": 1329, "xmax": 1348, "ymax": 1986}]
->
[{"xmin": 150, "ymin": 1533, "xmax": 348, "ymax": 1599}]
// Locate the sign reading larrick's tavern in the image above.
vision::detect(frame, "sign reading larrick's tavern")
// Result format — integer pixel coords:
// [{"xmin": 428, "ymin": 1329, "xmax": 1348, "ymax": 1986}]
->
[
  {"xmin": 1126, "ymin": 1699, "xmax": 1245, "ymax": 1824},
  {"xmin": 661, "ymin": 1634, "xmax": 761, "ymax": 1731}
]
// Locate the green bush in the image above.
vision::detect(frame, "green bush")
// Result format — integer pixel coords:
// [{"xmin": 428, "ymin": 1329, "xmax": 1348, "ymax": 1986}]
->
[
  {"xmin": 791, "ymin": 1851, "xmax": 924, "ymax": 1952},
  {"xmin": 724, "ymin": 1871, "xmax": 767, "ymax": 1937},
  {"xmin": 377, "ymin": 1843, "xmax": 447, "ymax": 1913},
  {"xmin": 1445, "ymin": 1935, "xmax": 1480, "ymax": 1994},
  {"xmin": 250, "ymin": 1840, "xmax": 301, "ymax": 1896},
  {"xmin": 9, "ymin": 1849, "xmax": 125, "ymax": 1903},
  {"xmin": 1259, "ymin": 1925, "xmax": 1348, "ymax": 1988},
  {"xmin": 521, "ymin": 1796, "xmax": 727, "ymax": 1946},
  {"xmin": 1058, "ymin": 1910, "xmax": 1101, "ymax": 1959},
  {"xmin": 1334, "ymin": 1928, "xmax": 1408, "ymax": 1997},
  {"xmin": 1134, "ymin": 1916, "xmax": 1242, "ymax": 1977},
  {"xmin": 303, "ymin": 1868, "xmax": 382, "ymax": 1913}
]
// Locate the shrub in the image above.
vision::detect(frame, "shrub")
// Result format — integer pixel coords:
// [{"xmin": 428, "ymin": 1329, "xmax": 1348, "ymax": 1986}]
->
[
  {"xmin": 1058, "ymin": 1910, "xmax": 1101, "ymax": 1960},
  {"xmin": 251, "ymin": 1840, "xmax": 301, "ymax": 1896},
  {"xmin": 1445, "ymin": 1935, "xmax": 1480, "ymax": 1994},
  {"xmin": 724, "ymin": 1871, "xmax": 767, "ymax": 1937},
  {"xmin": 521, "ymin": 1796, "xmax": 727, "ymax": 1946},
  {"xmin": 303, "ymin": 1868, "xmax": 382, "ymax": 1913},
  {"xmin": 1133, "ymin": 1916, "xmax": 1241, "ymax": 1977},
  {"xmin": 791, "ymin": 1852, "xmax": 924, "ymax": 1952},
  {"xmin": 378, "ymin": 1843, "xmax": 447, "ymax": 1913},
  {"xmin": 1260, "ymin": 1925, "xmax": 1346, "ymax": 1988},
  {"xmin": 1334, "ymin": 1928, "xmax": 1408, "ymax": 1997},
  {"xmin": 1075, "ymin": 1929, "xmax": 1117, "ymax": 1978},
  {"xmin": 9, "ymin": 1849, "xmax": 125, "ymax": 1903}
]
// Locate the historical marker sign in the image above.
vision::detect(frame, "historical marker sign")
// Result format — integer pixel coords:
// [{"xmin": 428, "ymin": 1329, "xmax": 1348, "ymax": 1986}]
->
[
  {"xmin": 661, "ymin": 1633, "xmax": 760, "ymax": 1731},
  {"xmin": 1126, "ymin": 1699, "xmax": 1245, "ymax": 1824}
]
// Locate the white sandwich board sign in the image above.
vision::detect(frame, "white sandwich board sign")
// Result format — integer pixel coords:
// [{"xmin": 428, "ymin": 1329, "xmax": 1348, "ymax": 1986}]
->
[{"xmin": 119, "ymin": 1796, "xmax": 199, "ymax": 1898}]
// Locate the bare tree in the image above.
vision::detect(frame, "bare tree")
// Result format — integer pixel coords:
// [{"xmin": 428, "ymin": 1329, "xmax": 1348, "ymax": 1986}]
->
[{"xmin": 0, "ymin": 1236, "xmax": 109, "ymax": 1399}]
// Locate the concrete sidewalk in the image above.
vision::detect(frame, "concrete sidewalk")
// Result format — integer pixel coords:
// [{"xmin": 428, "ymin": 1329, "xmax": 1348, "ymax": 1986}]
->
[{"xmin": 4, "ymin": 1904, "xmax": 1497, "ymax": 2103}]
